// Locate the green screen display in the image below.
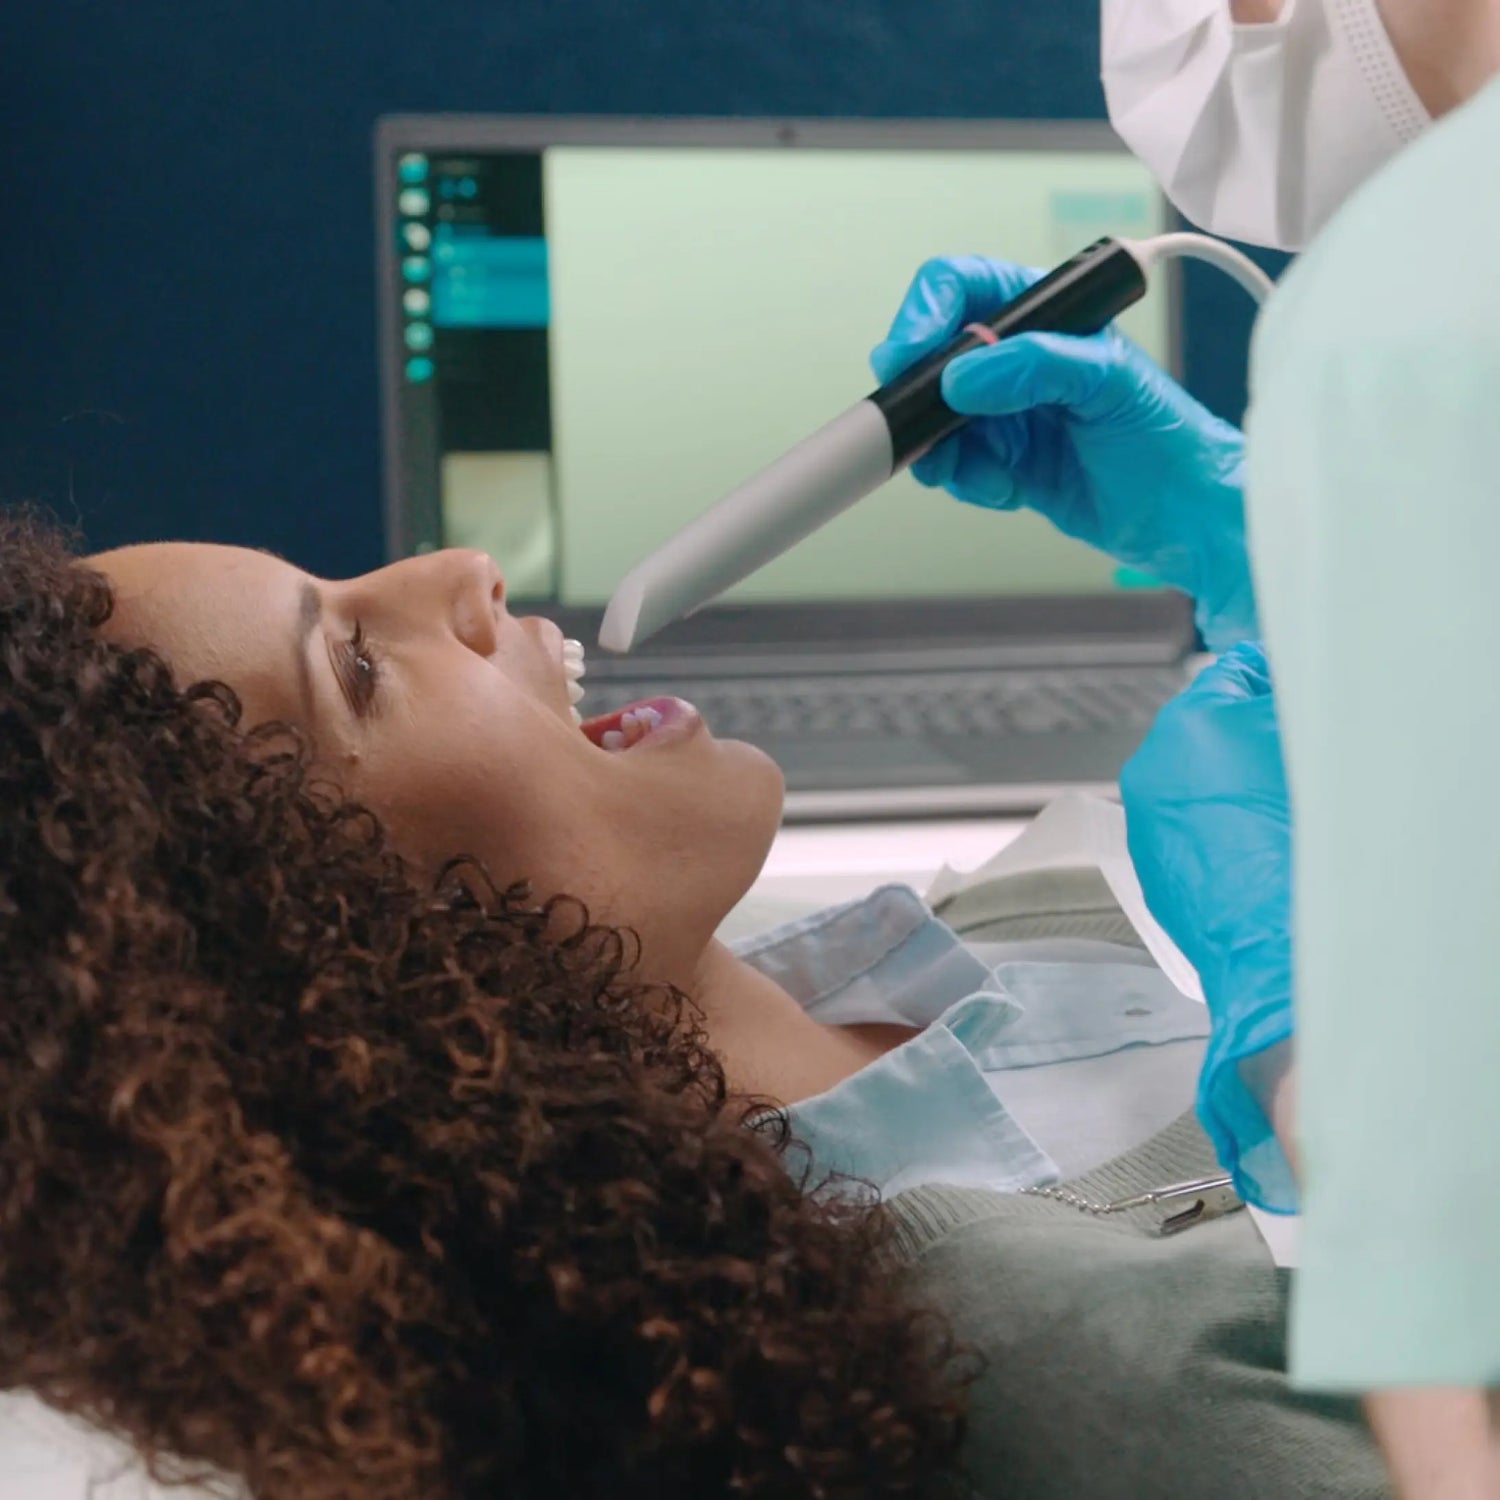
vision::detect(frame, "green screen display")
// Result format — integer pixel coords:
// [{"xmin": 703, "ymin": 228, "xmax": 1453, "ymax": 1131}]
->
[{"xmin": 417, "ymin": 145, "xmax": 1171, "ymax": 605}]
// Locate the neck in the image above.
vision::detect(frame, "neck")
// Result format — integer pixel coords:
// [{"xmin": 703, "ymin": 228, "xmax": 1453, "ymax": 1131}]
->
[{"xmin": 688, "ymin": 940, "xmax": 912, "ymax": 1104}]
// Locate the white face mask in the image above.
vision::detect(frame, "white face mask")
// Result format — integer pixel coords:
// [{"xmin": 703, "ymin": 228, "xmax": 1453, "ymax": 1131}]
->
[{"xmin": 1101, "ymin": 0, "xmax": 1431, "ymax": 250}]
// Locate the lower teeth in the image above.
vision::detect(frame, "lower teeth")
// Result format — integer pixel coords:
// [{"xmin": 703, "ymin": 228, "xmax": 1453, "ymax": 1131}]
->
[{"xmin": 600, "ymin": 706, "xmax": 664, "ymax": 751}]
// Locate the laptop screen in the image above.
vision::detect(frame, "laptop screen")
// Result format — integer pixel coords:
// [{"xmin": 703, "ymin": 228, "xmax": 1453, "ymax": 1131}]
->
[{"xmin": 378, "ymin": 122, "xmax": 1173, "ymax": 612}]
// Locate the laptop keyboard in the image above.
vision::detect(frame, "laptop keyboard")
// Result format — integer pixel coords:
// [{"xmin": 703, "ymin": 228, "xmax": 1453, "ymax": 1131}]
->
[{"xmin": 582, "ymin": 666, "xmax": 1184, "ymax": 740}]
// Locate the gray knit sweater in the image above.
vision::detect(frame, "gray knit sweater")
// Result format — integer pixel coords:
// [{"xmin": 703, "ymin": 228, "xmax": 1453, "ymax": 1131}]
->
[{"xmin": 881, "ymin": 867, "xmax": 1388, "ymax": 1500}]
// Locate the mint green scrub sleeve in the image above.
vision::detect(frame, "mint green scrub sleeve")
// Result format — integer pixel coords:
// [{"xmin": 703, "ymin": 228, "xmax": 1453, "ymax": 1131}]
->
[{"xmin": 1246, "ymin": 76, "xmax": 1500, "ymax": 1390}]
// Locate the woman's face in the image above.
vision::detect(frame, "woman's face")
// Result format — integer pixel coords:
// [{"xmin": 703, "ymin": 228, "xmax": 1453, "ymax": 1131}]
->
[{"xmin": 94, "ymin": 544, "xmax": 784, "ymax": 984}]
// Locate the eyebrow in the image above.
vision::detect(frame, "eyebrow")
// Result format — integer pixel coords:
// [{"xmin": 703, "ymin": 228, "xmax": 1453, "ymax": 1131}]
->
[{"xmin": 293, "ymin": 580, "xmax": 321, "ymax": 719}]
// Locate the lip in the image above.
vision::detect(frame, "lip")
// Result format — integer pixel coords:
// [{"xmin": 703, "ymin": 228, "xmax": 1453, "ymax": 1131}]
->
[{"xmin": 580, "ymin": 696, "xmax": 703, "ymax": 753}]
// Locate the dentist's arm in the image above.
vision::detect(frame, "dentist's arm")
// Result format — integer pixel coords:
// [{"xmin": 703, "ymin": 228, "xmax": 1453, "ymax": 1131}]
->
[
  {"xmin": 872, "ymin": 255, "xmax": 1256, "ymax": 650},
  {"xmin": 1365, "ymin": 1390, "xmax": 1500, "ymax": 1500}
]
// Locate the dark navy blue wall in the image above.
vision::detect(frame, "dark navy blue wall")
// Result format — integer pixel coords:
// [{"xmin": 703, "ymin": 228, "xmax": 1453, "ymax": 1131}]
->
[{"xmin": 1, "ymin": 0, "xmax": 1263, "ymax": 577}]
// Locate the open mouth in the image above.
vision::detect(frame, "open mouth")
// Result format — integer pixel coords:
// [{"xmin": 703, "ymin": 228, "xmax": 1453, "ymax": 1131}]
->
[
  {"xmin": 563, "ymin": 640, "xmax": 699, "ymax": 751},
  {"xmin": 579, "ymin": 697, "xmax": 699, "ymax": 752}
]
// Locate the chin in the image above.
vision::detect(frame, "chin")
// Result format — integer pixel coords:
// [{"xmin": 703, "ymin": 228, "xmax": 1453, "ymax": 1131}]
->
[{"xmin": 716, "ymin": 736, "xmax": 786, "ymax": 848}]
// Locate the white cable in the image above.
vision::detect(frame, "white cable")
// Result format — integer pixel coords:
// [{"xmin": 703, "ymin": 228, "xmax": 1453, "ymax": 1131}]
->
[{"xmin": 1120, "ymin": 232, "xmax": 1277, "ymax": 306}]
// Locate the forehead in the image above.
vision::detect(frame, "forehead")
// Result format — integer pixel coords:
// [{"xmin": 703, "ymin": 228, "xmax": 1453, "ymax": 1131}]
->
[{"xmin": 92, "ymin": 543, "xmax": 306, "ymax": 715}]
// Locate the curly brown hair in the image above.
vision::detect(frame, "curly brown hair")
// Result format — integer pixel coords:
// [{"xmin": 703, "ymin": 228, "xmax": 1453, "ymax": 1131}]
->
[{"xmin": 0, "ymin": 512, "xmax": 973, "ymax": 1500}]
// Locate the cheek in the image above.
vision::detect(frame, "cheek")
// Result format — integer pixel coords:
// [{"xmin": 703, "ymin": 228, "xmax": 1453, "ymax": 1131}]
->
[
  {"xmin": 339, "ymin": 696, "xmax": 782, "ymax": 930},
  {"xmin": 348, "ymin": 713, "xmax": 606, "ymax": 890}
]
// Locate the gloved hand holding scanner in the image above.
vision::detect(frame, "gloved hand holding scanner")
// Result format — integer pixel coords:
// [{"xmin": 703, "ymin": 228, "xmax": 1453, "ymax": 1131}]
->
[
  {"xmin": 870, "ymin": 253, "xmax": 1257, "ymax": 652},
  {"xmin": 599, "ymin": 233, "xmax": 1272, "ymax": 656}
]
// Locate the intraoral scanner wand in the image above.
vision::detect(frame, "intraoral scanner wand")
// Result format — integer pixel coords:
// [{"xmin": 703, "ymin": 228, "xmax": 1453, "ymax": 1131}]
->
[{"xmin": 598, "ymin": 236, "xmax": 1151, "ymax": 654}]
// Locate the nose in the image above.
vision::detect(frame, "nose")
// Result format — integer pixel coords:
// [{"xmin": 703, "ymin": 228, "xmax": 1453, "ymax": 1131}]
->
[
  {"xmin": 371, "ymin": 548, "xmax": 506, "ymax": 657},
  {"xmin": 439, "ymin": 549, "xmax": 506, "ymax": 656}
]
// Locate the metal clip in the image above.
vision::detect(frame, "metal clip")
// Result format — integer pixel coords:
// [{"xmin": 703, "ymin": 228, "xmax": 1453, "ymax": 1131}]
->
[
  {"xmin": 1020, "ymin": 1172, "xmax": 1245, "ymax": 1236},
  {"xmin": 1103, "ymin": 1174, "xmax": 1244, "ymax": 1236}
]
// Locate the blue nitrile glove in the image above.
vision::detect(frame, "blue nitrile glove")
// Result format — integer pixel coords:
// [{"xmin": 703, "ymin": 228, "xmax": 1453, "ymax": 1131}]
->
[
  {"xmin": 1119, "ymin": 643, "xmax": 1294, "ymax": 1211},
  {"xmin": 871, "ymin": 255, "xmax": 1255, "ymax": 650}
]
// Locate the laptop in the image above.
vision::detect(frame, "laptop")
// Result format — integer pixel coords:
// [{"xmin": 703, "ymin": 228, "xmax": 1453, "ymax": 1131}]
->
[{"xmin": 374, "ymin": 115, "xmax": 1196, "ymax": 821}]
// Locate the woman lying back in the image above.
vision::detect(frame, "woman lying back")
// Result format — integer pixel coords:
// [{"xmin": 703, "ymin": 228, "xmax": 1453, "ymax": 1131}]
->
[{"xmin": 0, "ymin": 512, "xmax": 969, "ymax": 1500}]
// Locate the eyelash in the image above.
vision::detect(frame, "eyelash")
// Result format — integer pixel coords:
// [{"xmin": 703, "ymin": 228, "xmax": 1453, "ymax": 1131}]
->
[{"xmin": 342, "ymin": 621, "xmax": 381, "ymax": 709}]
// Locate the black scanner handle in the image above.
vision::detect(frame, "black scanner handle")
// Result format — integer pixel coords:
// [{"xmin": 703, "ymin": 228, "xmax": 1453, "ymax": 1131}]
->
[{"xmin": 869, "ymin": 237, "xmax": 1149, "ymax": 468}]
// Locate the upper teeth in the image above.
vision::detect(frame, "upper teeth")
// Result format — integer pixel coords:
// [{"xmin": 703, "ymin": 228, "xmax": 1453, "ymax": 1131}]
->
[{"xmin": 563, "ymin": 639, "xmax": 586, "ymax": 722}]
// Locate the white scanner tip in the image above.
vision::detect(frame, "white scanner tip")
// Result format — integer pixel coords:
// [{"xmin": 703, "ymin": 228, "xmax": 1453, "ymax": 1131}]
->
[{"xmin": 597, "ymin": 574, "xmax": 645, "ymax": 654}]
